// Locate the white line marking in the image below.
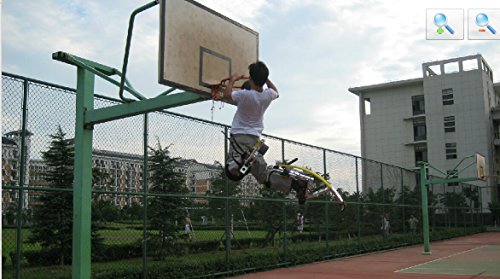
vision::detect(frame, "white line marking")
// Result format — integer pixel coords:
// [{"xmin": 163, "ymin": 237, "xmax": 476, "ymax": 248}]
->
[{"xmin": 395, "ymin": 245, "xmax": 486, "ymax": 273}]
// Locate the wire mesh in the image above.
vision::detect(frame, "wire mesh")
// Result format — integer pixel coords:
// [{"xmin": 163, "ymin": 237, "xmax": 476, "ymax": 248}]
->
[{"xmin": 0, "ymin": 73, "xmax": 492, "ymax": 278}]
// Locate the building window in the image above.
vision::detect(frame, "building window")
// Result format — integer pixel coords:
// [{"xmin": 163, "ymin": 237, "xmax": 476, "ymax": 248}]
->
[
  {"xmin": 411, "ymin": 95, "xmax": 425, "ymax": 115},
  {"xmin": 442, "ymin": 88, "xmax": 454, "ymax": 105},
  {"xmin": 445, "ymin": 143, "xmax": 457, "ymax": 159},
  {"xmin": 364, "ymin": 98, "xmax": 371, "ymax": 115},
  {"xmin": 447, "ymin": 170, "xmax": 458, "ymax": 186},
  {"xmin": 413, "ymin": 119, "xmax": 426, "ymax": 141},
  {"xmin": 444, "ymin": 116, "xmax": 455, "ymax": 133},
  {"xmin": 414, "ymin": 144, "xmax": 427, "ymax": 166}
]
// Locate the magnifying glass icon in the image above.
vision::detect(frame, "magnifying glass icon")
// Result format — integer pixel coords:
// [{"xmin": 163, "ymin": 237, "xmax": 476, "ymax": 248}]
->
[
  {"xmin": 434, "ymin": 13, "xmax": 455, "ymax": 34},
  {"xmin": 476, "ymin": 13, "xmax": 496, "ymax": 34}
]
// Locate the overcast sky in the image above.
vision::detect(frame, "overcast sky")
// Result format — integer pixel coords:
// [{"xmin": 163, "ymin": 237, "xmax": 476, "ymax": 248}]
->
[{"xmin": 3, "ymin": 0, "xmax": 500, "ymax": 156}]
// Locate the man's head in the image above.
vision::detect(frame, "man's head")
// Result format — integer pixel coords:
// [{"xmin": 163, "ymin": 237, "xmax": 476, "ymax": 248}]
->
[{"xmin": 248, "ymin": 61, "xmax": 269, "ymax": 87}]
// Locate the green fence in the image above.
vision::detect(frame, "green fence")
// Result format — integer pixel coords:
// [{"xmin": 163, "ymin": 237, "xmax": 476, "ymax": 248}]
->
[{"xmin": 1, "ymin": 72, "xmax": 488, "ymax": 278}]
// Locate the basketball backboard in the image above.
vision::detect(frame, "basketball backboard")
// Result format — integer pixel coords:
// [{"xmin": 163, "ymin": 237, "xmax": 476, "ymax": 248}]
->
[
  {"xmin": 159, "ymin": 0, "xmax": 259, "ymax": 95},
  {"xmin": 476, "ymin": 153, "xmax": 486, "ymax": 181}
]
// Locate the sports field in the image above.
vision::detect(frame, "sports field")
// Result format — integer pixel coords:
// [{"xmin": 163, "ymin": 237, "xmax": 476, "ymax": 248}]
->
[{"xmin": 235, "ymin": 232, "xmax": 500, "ymax": 278}]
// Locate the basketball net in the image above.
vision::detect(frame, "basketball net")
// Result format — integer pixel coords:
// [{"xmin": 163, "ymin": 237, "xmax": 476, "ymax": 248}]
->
[{"xmin": 210, "ymin": 77, "xmax": 249, "ymax": 121}]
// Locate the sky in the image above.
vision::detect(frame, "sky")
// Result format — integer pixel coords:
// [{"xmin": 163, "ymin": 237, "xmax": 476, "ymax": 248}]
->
[{"xmin": 3, "ymin": 0, "xmax": 500, "ymax": 156}]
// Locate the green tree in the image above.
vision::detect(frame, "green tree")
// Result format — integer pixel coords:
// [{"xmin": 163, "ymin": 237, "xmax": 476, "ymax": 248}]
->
[
  {"xmin": 93, "ymin": 199, "xmax": 120, "ymax": 225},
  {"xmin": 253, "ymin": 187, "xmax": 287, "ymax": 246},
  {"xmin": 29, "ymin": 126, "xmax": 101, "ymax": 265},
  {"xmin": 147, "ymin": 141, "xmax": 188, "ymax": 259},
  {"xmin": 463, "ymin": 185, "xmax": 480, "ymax": 211},
  {"xmin": 440, "ymin": 191, "xmax": 468, "ymax": 226},
  {"xmin": 207, "ymin": 165, "xmax": 241, "ymax": 223},
  {"xmin": 363, "ymin": 187, "xmax": 396, "ymax": 235},
  {"xmin": 305, "ymin": 172, "xmax": 330, "ymax": 241},
  {"xmin": 122, "ymin": 201, "xmax": 144, "ymax": 221},
  {"xmin": 489, "ymin": 200, "xmax": 500, "ymax": 226}
]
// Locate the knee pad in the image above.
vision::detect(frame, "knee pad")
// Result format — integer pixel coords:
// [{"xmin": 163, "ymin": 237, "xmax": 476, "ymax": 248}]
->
[
  {"xmin": 225, "ymin": 159, "xmax": 250, "ymax": 181},
  {"xmin": 266, "ymin": 168, "xmax": 313, "ymax": 193}
]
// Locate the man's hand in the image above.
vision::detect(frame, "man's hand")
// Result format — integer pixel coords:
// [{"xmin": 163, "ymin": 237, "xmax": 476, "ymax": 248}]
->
[
  {"xmin": 266, "ymin": 78, "xmax": 278, "ymax": 95},
  {"xmin": 229, "ymin": 74, "xmax": 245, "ymax": 83},
  {"xmin": 221, "ymin": 74, "xmax": 244, "ymax": 102}
]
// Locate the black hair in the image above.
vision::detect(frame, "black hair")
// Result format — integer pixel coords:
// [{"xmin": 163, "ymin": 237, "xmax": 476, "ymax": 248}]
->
[{"xmin": 248, "ymin": 61, "xmax": 269, "ymax": 87}]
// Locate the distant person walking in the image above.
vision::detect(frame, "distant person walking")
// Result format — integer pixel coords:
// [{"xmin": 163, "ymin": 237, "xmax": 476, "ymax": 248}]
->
[
  {"xmin": 381, "ymin": 213, "xmax": 391, "ymax": 239},
  {"xmin": 184, "ymin": 214, "xmax": 193, "ymax": 241},
  {"xmin": 296, "ymin": 212, "xmax": 304, "ymax": 234},
  {"xmin": 408, "ymin": 215, "xmax": 419, "ymax": 234}
]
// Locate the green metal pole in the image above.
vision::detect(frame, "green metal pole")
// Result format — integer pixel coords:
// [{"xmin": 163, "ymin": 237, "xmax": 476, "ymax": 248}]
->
[
  {"xmin": 401, "ymin": 168, "xmax": 405, "ymax": 233},
  {"xmin": 323, "ymin": 150, "xmax": 329, "ymax": 255},
  {"xmin": 142, "ymin": 113, "xmax": 149, "ymax": 279},
  {"xmin": 419, "ymin": 162, "xmax": 431, "ymax": 255},
  {"xmin": 224, "ymin": 127, "xmax": 231, "ymax": 263},
  {"xmin": 380, "ymin": 164, "xmax": 384, "ymax": 211},
  {"xmin": 283, "ymin": 203, "xmax": 288, "ymax": 262},
  {"xmin": 355, "ymin": 158, "xmax": 361, "ymax": 241},
  {"xmin": 118, "ymin": 0, "xmax": 159, "ymax": 102},
  {"xmin": 479, "ymin": 187, "xmax": 483, "ymax": 226},
  {"xmin": 72, "ymin": 68, "xmax": 95, "ymax": 279},
  {"xmin": 325, "ymin": 202, "xmax": 330, "ymax": 256},
  {"xmin": 281, "ymin": 140, "xmax": 285, "ymax": 163},
  {"xmin": 15, "ymin": 78, "xmax": 29, "ymax": 279}
]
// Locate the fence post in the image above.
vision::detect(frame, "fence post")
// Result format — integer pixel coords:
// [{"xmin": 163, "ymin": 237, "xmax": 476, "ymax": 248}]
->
[
  {"xmin": 283, "ymin": 202, "xmax": 288, "ymax": 263},
  {"xmin": 401, "ymin": 168, "xmax": 405, "ymax": 233},
  {"xmin": 323, "ymin": 150, "xmax": 330, "ymax": 255},
  {"xmin": 380, "ymin": 164, "xmax": 384, "ymax": 210},
  {"xmin": 281, "ymin": 139, "xmax": 285, "ymax": 163},
  {"xmin": 355, "ymin": 158, "xmax": 361, "ymax": 241},
  {"xmin": 142, "ymin": 113, "xmax": 149, "ymax": 279},
  {"xmin": 14, "ymin": 78, "xmax": 29, "ymax": 279},
  {"xmin": 224, "ymin": 127, "xmax": 231, "ymax": 263},
  {"xmin": 419, "ymin": 162, "xmax": 431, "ymax": 255}
]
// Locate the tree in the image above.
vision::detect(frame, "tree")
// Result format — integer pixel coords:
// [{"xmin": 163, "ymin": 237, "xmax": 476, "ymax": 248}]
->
[
  {"xmin": 362, "ymin": 187, "xmax": 396, "ymax": 235},
  {"xmin": 29, "ymin": 126, "xmax": 101, "ymax": 265},
  {"xmin": 305, "ymin": 172, "xmax": 330, "ymax": 241},
  {"xmin": 440, "ymin": 191, "xmax": 468, "ymax": 227},
  {"xmin": 93, "ymin": 199, "xmax": 120, "ymax": 225},
  {"xmin": 121, "ymin": 201, "xmax": 144, "ymax": 221},
  {"xmin": 489, "ymin": 200, "xmax": 500, "ymax": 226},
  {"xmin": 253, "ymin": 187, "xmax": 287, "ymax": 246},
  {"xmin": 207, "ymin": 165, "xmax": 241, "ymax": 223},
  {"xmin": 147, "ymin": 141, "xmax": 188, "ymax": 259}
]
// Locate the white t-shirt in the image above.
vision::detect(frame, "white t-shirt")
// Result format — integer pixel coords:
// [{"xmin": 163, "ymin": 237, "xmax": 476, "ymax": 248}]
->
[{"xmin": 230, "ymin": 88, "xmax": 279, "ymax": 136}]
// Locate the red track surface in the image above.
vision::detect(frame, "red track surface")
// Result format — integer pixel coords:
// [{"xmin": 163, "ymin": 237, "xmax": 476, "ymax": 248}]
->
[{"xmin": 234, "ymin": 232, "xmax": 500, "ymax": 279}]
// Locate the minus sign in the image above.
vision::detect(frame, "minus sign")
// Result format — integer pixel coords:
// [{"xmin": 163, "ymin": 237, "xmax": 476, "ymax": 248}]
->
[{"xmin": 479, "ymin": 29, "xmax": 486, "ymax": 32}]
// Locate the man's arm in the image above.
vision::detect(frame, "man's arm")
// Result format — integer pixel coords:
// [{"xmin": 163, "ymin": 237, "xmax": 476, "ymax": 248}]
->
[
  {"xmin": 222, "ymin": 74, "xmax": 245, "ymax": 101},
  {"xmin": 266, "ymin": 79, "xmax": 279, "ymax": 96}
]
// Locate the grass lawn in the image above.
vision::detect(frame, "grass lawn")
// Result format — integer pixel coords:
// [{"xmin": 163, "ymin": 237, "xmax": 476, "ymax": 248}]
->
[{"xmin": 2, "ymin": 226, "xmax": 273, "ymax": 266}]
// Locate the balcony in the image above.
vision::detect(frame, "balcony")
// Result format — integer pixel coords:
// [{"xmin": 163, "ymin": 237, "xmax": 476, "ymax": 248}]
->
[
  {"xmin": 492, "ymin": 107, "xmax": 500, "ymax": 122},
  {"xmin": 403, "ymin": 114, "xmax": 426, "ymax": 121}
]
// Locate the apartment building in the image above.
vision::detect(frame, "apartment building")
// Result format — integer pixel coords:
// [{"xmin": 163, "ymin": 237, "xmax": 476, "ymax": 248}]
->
[{"xmin": 349, "ymin": 54, "xmax": 499, "ymax": 203}]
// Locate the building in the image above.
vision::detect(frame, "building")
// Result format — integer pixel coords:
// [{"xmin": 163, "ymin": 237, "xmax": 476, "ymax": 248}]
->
[
  {"xmin": 1, "ymin": 131, "xmax": 223, "ymax": 209},
  {"xmin": 2, "ymin": 130, "xmax": 33, "ymax": 210},
  {"xmin": 349, "ymin": 54, "xmax": 498, "ymax": 203}
]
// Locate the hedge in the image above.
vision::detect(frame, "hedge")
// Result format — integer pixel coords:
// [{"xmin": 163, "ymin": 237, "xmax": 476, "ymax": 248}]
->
[{"xmin": 5, "ymin": 226, "xmax": 485, "ymax": 278}]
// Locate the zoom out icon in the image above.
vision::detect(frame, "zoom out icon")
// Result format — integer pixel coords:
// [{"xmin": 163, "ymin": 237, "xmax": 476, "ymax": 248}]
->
[
  {"xmin": 475, "ymin": 13, "xmax": 496, "ymax": 34},
  {"xmin": 468, "ymin": 9, "xmax": 500, "ymax": 40}
]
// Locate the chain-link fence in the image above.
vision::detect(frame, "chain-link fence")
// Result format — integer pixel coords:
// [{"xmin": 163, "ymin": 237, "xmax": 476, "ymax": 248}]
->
[{"xmin": 1, "ymin": 72, "xmax": 493, "ymax": 278}]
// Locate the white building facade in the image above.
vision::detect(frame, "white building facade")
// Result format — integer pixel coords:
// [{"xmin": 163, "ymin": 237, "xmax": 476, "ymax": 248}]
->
[{"xmin": 349, "ymin": 54, "xmax": 499, "ymax": 204}]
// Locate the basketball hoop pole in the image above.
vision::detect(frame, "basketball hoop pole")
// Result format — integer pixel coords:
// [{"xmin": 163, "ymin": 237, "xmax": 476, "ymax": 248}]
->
[
  {"xmin": 52, "ymin": 2, "xmax": 214, "ymax": 278},
  {"xmin": 118, "ymin": 0, "xmax": 159, "ymax": 103},
  {"xmin": 418, "ymin": 155, "xmax": 484, "ymax": 255}
]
